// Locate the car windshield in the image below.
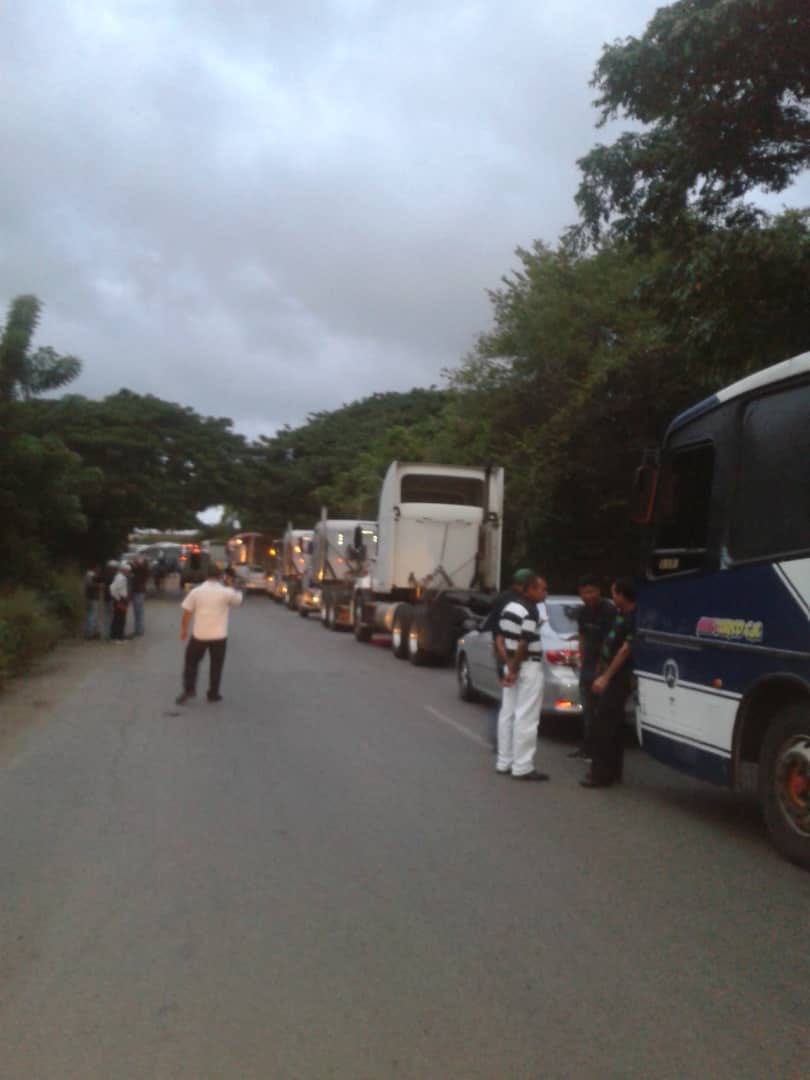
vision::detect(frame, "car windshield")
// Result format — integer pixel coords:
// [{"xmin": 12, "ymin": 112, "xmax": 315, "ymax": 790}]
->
[{"xmin": 545, "ymin": 601, "xmax": 578, "ymax": 637}]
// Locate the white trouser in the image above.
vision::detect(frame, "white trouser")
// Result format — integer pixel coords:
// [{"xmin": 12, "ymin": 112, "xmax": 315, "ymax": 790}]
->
[{"xmin": 496, "ymin": 661, "xmax": 544, "ymax": 776}]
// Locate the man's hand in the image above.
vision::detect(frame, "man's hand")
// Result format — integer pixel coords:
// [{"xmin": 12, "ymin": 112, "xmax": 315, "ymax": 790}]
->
[
  {"xmin": 180, "ymin": 627, "xmax": 188, "ymax": 643},
  {"xmin": 592, "ymin": 674, "xmax": 608, "ymax": 695},
  {"xmin": 501, "ymin": 671, "xmax": 517, "ymax": 688}
]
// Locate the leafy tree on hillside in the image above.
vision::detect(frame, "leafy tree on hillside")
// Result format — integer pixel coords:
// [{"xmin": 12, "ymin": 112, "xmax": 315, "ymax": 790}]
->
[
  {"xmin": 0, "ymin": 295, "xmax": 81, "ymax": 402},
  {"xmin": 577, "ymin": 0, "xmax": 810, "ymax": 241}
]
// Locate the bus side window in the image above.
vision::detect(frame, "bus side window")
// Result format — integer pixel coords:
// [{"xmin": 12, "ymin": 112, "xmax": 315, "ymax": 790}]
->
[
  {"xmin": 730, "ymin": 384, "xmax": 810, "ymax": 563},
  {"xmin": 651, "ymin": 442, "xmax": 714, "ymax": 577}
]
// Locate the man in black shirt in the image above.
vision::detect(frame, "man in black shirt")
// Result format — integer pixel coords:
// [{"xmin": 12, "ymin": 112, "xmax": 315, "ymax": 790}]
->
[
  {"xmin": 570, "ymin": 575, "xmax": 615, "ymax": 759},
  {"xmin": 580, "ymin": 577, "xmax": 637, "ymax": 788}
]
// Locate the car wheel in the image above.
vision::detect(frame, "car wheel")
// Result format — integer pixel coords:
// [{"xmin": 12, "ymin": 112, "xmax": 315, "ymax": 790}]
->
[
  {"xmin": 760, "ymin": 703, "xmax": 810, "ymax": 868},
  {"xmin": 457, "ymin": 652, "xmax": 480, "ymax": 702}
]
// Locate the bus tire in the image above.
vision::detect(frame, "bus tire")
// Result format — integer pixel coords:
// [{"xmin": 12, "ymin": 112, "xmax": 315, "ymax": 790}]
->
[
  {"xmin": 759, "ymin": 703, "xmax": 810, "ymax": 869},
  {"xmin": 391, "ymin": 604, "xmax": 413, "ymax": 659}
]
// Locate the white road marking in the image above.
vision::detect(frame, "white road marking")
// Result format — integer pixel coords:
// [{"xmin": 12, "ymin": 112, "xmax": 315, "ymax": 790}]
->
[{"xmin": 423, "ymin": 704, "xmax": 491, "ymax": 749}]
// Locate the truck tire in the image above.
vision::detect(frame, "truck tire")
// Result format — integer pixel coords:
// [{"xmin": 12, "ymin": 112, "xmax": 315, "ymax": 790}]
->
[
  {"xmin": 391, "ymin": 604, "xmax": 413, "ymax": 660},
  {"xmin": 353, "ymin": 593, "xmax": 372, "ymax": 643},
  {"xmin": 759, "ymin": 703, "xmax": 810, "ymax": 868},
  {"xmin": 321, "ymin": 599, "xmax": 331, "ymax": 627},
  {"xmin": 408, "ymin": 611, "xmax": 433, "ymax": 666},
  {"xmin": 327, "ymin": 602, "xmax": 340, "ymax": 631},
  {"xmin": 285, "ymin": 586, "xmax": 297, "ymax": 611},
  {"xmin": 298, "ymin": 604, "xmax": 309, "ymax": 618}
]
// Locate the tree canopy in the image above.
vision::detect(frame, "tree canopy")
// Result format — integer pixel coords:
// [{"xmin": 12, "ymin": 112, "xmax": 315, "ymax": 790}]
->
[{"xmin": 577, "ymin": 0, "xmax": 810, "ymax": 240}]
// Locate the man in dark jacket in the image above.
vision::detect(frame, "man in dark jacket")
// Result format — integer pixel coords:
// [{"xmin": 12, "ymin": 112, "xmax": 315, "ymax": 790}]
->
[
  {"xmin": 570, "ymin": 575, "xmax": 615, "ymax": 760},
  {"xmin": 580, "ymin": 577, "xmax": 637, "ymax": 788},
  {"xmin": 130, "ymin": 556, "xmax": 150, "ymax": 636}
]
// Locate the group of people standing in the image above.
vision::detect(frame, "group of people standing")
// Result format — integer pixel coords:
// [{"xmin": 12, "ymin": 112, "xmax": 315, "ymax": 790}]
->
[
  {"xmin": 488, "ymin": 569, "xmax": 637, "ymax": 788},
  {"xmin": 83, "ymin": 556, "xmax": 151, "ymax": 642}
]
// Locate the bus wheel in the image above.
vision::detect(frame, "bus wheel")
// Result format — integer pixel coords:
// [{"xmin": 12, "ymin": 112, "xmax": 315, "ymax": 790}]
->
[
  {"xmin": 391, "ymin": 604, "xmax": 413, "ymax": 660},
  {"xmin": 760, "ymin": 704, "xmax": 810, "ymax": 868}
]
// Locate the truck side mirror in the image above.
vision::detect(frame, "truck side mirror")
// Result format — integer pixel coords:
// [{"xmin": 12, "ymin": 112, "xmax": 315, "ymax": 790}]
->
[{"xmin": 630, "ymin": 464, "xmax": 658, "ymax": 525}]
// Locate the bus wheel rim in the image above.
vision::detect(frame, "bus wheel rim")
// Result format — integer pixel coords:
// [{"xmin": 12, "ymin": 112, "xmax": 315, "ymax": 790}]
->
[{"xmin": 775, "ymin": 735, "xmax": 810, "ymax": 837}]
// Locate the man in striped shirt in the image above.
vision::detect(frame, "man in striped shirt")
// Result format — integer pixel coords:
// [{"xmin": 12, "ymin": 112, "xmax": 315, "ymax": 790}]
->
[{"xmin": 495, "ymin": 573, "xmax": 550, "ymax": 781}]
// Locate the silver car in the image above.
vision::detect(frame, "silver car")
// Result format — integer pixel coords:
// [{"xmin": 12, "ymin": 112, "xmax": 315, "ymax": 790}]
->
[{"xmin": 456, "ymin": 595, "xmax": 583, "ymax": 720}]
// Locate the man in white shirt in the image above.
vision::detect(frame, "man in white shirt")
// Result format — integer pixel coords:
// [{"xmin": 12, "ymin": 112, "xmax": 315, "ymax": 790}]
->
[{"xmin": 176, "ymin": 566, "xmax": 243, "ymax": 705}]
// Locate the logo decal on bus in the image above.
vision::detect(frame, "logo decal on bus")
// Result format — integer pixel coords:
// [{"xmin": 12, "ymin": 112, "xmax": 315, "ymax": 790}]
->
[
  {"xmin": 696, "ymin": 616, "xmax": 764, "ymax": 643},
  {"xmin": 663, "ymin": 659, "xmax": 679, "ymax": 688}
]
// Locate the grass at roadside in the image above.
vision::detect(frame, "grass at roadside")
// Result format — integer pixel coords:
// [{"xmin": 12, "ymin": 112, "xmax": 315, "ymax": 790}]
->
[{"xmin": 0, "ymin": 570, "xmax": 84, "ymax": 690}]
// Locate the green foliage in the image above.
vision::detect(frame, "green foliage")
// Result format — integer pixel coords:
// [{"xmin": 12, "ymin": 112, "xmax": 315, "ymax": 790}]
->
[
  {"xmin": 42, "ymin": 568, "xmax": 84, "ymax": 634},
  {"xmin": 237, "ymin": 388, "xmax": 451, "ymax": 529},
  {"xmin": 0, "ymin": 295, "xmax": 81, "ymax": 403},
  {"xmin": 0, "ymin": 588, "xmax": 62, "ymax": 686},
  {"xmin": 23, "ymin": 391, "xmax": 248, "ymax": 564},
  {"xmin": 577, "ymin": 0, "xmax": 810, "ymax": 241}
]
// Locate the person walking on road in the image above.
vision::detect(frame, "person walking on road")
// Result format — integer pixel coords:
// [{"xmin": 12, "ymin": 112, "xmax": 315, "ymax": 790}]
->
[
  {"xmin": 176, "ymin": 565, "xmax": 243, "ymax": 705},
  {"xmin": 109, "ymin": 563, "xmax": 130, "ymax": 643},
  {"xmin": 83, "ymin": 564, "xmax": 103, "ymax": 639},
  {"xmin": 569, "ymin": 574, "xmax": 615, "ymax": 760},
  {"xmin": 580, "ymin": 577, "xmax": 637, "ymax": 788},
  {"xmin": 495, "ymin": 573, "xmax": 550, "ymax": 781},
  {"xmin": 129, "ymin": 556, "xmax": 150, "ymax": 636}
]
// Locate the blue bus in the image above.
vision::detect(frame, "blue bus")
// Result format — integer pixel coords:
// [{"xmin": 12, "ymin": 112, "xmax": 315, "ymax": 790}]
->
[{"xmin": 634, "ymin": 351, "xmax": 810, "ymax": 867}]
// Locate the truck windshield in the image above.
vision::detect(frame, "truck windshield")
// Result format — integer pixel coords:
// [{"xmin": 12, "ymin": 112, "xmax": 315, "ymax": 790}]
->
[{"xmin": 400, "ymin": 474, "xmax": 484, "ymax": 506}]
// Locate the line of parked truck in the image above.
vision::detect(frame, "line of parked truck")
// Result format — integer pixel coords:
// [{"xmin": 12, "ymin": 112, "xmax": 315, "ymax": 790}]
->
[{"xmin": 229, "ymin": 460, "xmax": 584, "ymax": 723}]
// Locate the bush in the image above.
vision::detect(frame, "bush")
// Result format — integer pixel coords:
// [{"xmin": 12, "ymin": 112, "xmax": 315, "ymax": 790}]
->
[
  {"xmin": 43, "ymin": 567, "xmax": 84, "ymax": 634},
  {"xmin": 0, "ymin": 587, "xmax": 62, "ymax": 687}
]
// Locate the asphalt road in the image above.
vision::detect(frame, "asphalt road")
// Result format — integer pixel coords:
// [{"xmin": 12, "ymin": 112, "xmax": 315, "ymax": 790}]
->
[{"xmin": 1, "ymin": 593, "xmax": 808, "ymax": 1079}]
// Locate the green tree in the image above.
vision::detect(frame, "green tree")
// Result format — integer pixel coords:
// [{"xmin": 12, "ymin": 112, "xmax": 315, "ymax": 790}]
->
[
  {"xmin": 577, "ymin": 0, "xmax": 810, "ymax": 241},
  {"xmin": 0, "ymin": 295, "xmax": 81, "ymax": 402}
]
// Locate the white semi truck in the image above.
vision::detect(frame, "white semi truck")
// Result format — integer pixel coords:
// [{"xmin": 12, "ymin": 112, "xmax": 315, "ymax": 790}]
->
[
  {"xmin": 277, "ymin": 526, "xmax": 313, "ymax": 609},
  {"xmin": 298, "ymin": 513, "xmax": 378, "ymax": 624},
  {"xmin": 351, "ymin": 462, "xmax": 504, "ymax": 664}
]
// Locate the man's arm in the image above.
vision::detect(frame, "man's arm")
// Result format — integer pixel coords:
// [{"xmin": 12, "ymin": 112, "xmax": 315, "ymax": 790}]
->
[
  {"xmin": 180, "ymin": 609, "xmax": 192, "ymax": 642},
  {"xmin": 592, "ymin": 641, "xmax": 631, "ymax": 694}
]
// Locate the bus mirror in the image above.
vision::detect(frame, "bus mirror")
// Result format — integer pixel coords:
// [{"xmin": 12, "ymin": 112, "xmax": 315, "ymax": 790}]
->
[{"xmin": 631, "ymin": 464, "xmax": 657, "ymax": 525}]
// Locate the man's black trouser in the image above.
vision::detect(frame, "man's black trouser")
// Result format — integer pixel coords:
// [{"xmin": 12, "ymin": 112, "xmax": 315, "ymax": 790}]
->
[
  {"xmin": 183, "ymin": 636, "xmax": 227, "ymax": 695},
  {"xmin": 589, "ymin": 672, "xmax": 633, "ymax": 783},
  {"xmin": 579, "ymin": 673, "xmax": 596, "ymax": 752}
]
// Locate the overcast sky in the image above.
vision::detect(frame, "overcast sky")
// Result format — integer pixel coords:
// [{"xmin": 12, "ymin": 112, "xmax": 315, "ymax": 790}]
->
[{"xmin": 2, "ymin": 1, "xmax": 807, "ymax": 442}]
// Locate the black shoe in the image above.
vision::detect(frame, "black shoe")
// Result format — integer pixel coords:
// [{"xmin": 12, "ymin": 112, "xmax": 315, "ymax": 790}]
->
[
  {"xmin": 207, "ymin": 692, "xmax": 223, "ymax": 703},
  {"xmin": 580, "ymin": 774, "xmax": 613, "ymax": 788},
  {"xmin": 175, "ymin": 691, "xmax": 195, "ymax": 705},
  {"xmin": 512, "ymin": 771, "xmax": 550, "ymax": 782}
]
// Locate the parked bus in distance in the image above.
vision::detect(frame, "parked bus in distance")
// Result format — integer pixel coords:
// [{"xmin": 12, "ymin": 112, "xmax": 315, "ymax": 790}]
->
[{"xmin": 633, "ymin": 351, "xmax": 810, "ymax": 867}]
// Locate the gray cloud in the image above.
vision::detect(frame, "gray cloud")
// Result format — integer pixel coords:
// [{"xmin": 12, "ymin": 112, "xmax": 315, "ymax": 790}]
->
[{"xmin": 2, "ymin": 0, "xmax": 808, "ymax": 441}]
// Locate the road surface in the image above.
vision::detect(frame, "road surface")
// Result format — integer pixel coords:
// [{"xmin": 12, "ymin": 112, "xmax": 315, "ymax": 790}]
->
[{"xmin": 1, "ymin": 593, "xmax": 808, "ymax": 1078}]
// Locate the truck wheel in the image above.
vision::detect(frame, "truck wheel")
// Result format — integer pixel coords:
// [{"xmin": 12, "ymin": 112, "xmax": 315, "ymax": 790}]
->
[
  {"xmin": 759, "ymin": 703, "xmax": 810, "ymax": 868},
  {"xmin": 321, "ymin": 599, "xmax": 331, "ymax": 627},
  {"xmin": 298, "ymin": 604, "xmax": 309, "ymax": 618},
  {"xmin": 408, "ymin": 613, "xmax": 432, "ymax": 666},
  {"xmin": 353, "ymin": 593, "xmax": 372, "ymax": 643},
  {"xmin": 285, "ymin": 588, "xmax": 296, "ymax": 610},
  {"xmin": 327, "ymin": 602, "xmax": 339, "ymax": 631},
  {"xmin": 457, "ymin": 652, "xmax": 480, "ymax": 702},
  {"xmin": 391, "ymin": 604, "xmax": 413, "ymax": 660}
]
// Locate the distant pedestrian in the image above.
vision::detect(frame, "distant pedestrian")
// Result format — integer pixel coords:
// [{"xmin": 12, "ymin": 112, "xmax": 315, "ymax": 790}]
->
[
  {"xmin": 176, "ymin": 565, "xmax": 243, "ymax": 705},
  {"xmin": 83, "ymin": 564, "xmax": 103, "ymax": 639},
  {"xmin": 130, "ymin": 556, "xmax": 149, "ymax": 636},
  {"xmin": 109, "ymin": 563, "xmax": 130, "ymax": 643},
  {"xmin": 153, "ymin": 554, "xmax": 167, "ymax": 592},
  {"xmin": 580, "ymin": 577, "xmax": 637, "ymax": 788},
  {"xmin": 569, "ymin": 575, "xmax": 615, "ymax": 760},
  {"xmin": 495, "ymin": 573, "xmax": 550, "ymax": 781},
  {"xmin": 103, "ymin": 560, "xmax": 118, "ymax": 638}
]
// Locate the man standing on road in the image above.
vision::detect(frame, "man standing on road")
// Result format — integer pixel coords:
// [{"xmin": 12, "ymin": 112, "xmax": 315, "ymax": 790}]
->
[
  {"xmin": 109, "ymin": 562, "xmax": 130, "ymax": 643},
  {"xmin": 569, "ymin": 575, "xmax": 615, "ymax": 760},
  {"xmin": 480, "ymin": 568, "xmax": 533, "ymax": 750},
  {"xmin": 176, "ymin": 565, "xmax": 243, "ymax": 705},
  {"xmin": 580, "ymin": 577, "xmax": 637, "ymax": 788},
  {"xmin": 495, "ymin": 573, "xmax": 550, "ymax": 782},
  {"xmin": 130, "ymin": 556, "xmax": 150, "ymax": 637}
]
